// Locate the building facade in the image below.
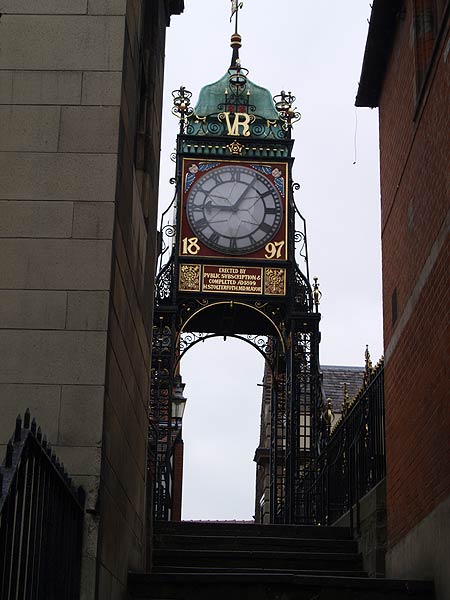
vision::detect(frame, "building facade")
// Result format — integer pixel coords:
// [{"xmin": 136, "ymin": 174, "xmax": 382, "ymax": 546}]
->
[
  {"xmin": 356, "ymin": 1, "xmax": 449, "ymax": 597},
  {"xmin": 0, "ymin": 1, "xmax": 183, "ymax": 597}
]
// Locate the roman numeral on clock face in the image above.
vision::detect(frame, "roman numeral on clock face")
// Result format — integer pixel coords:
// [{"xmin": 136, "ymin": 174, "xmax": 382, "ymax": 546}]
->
[
  {"xmin": 266, "ymin": 207, "xmax": 278, "ymax": 214},
  {"xmin": 260, "ymin": 222, "xmax": 274, "ymax": 233},
  {"xmin": 195, "ymin": 218, "xmax": 208, "ymax": 231},
  {"xmin": 208, "ymin": 232, "xmax": 220, "ymax": 245},
  {"xmin": 229, "ymin": 238, "xmax": 237, "ymax": 250}
]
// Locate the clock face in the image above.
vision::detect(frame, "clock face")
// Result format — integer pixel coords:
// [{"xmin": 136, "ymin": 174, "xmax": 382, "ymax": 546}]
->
[{"xmin": 185, "ymin": 164, "xmax": 283, "ymax": 255}]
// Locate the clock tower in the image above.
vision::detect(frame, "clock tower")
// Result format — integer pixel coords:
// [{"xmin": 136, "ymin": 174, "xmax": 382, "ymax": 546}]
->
[{"xmin": 151, "ymin": 10, "xmax": 323, "ymax": 524}]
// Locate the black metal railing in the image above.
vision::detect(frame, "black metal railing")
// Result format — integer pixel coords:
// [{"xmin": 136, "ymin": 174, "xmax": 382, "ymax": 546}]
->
[
  {"xmin": 300, "ymin": 360, "xmax": 385, "ymax": 532},
  {"xmin": 0, "ymin": 411, "xmax": 85, "ymax": 600}
]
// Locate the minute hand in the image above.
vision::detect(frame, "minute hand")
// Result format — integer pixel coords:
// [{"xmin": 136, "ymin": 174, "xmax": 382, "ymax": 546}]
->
[{"xmin": 231, "ymin": 181, "xmax": 256, "ymax": 210}]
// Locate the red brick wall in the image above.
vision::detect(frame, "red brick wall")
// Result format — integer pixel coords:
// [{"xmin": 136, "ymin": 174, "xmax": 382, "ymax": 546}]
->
[
  {"xmin": 384, "ymin": 244, "xmax": 450, "ymax": 545},
  {"xmin": 378, "ymin": 3, "xmax": 450, "ymax": 547},
  {"xmin": 172, "ymin": 438, "xmax": 184, "ymax": 522}
]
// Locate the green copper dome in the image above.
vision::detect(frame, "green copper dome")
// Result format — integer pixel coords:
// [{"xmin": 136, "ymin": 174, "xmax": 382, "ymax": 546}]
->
[
  {"xmin": 194, "ymin": 71, "xmax": 279, "ymax": 122},
  {"xmin": 180, "ymin": 31, "xmax": 300, "ymax": 142}
]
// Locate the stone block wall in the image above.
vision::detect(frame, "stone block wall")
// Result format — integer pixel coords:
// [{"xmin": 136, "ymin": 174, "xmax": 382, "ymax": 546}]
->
[
  {"xmin": 334, "ymin": 480, "xmax": 387, "ymax": 577},
  {"xmin": 0, "ymin": 1, "xmax": 183, "ymax": 598}
]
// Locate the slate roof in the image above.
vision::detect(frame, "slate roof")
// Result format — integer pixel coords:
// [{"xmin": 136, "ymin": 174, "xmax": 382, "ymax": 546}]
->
[{"xmin": 321, "ymin": 365, "xmax": 365, "ymax": 412}]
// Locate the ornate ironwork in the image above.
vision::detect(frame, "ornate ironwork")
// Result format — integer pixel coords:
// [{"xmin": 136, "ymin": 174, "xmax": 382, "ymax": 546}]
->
[
  {"xmin": 301, "ymin": 360, "xmax": 385, "ymax": 533},
  {"xmin": 172, "ymin": 86, "xmax": 194, "ymax": 133},
  {"xmin": 157, "ymin": 178, "xmax": 178, "ymax": 271},
  {"xmin": 292, "ymin": 190, "xmax": 310, "ymax": 281},
  {"xmin": 290, "ymin": 326, "xmax": 322, "ymax": 524},
  {"xmin": 159, "ymin": 224, "xmax": 176, "ymax": 259},
  {"xmin": 155, "ymin": 257, "xmax": 175, "ymax": 304},
  {"xmin": 186, "ymin": 112, "xmax": 286, "ymax": 140},
  {"xmin": 185, "ymin": 85, "xmax": 302, "ymax": 140},
  {"xmin": 178, "ymin": 331, "xmax": 212, "ymax": 358},
  {"xmin": 312, "ymin": 277, "xmax": 322, "ymax": 312},
  {"xmin": 293, "ymin": 268, "xmax": 312, "ymax": 311},
  {"xmin": 177, "ymin": 331, "xmax": 276, "ymax": 371},
  {"xmin": 273, "ymin": 90, "xmax": 302, "ymax": 134}
]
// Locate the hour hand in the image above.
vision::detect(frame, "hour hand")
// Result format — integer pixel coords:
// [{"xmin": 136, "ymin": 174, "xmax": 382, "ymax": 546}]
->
[{"xmin": 205, "ymin": 200, "xmax": 233, "ymax": 211}]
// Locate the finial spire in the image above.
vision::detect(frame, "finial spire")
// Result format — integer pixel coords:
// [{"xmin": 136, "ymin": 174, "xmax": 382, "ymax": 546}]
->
[{"xmin": 230, "ymin": 1, "xmax": 244, "ymax": 67}]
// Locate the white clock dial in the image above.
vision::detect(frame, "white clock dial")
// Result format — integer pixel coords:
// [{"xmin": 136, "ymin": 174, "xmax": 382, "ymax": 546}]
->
[{"xmin": 186, "ymin": 164, "xmax": 283, "ymax": 255}]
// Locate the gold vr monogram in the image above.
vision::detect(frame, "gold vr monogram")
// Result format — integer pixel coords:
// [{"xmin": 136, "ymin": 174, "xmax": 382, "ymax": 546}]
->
[{"xmin": 219, "ymin": 112, "xmax": 255, "ymax": 137}]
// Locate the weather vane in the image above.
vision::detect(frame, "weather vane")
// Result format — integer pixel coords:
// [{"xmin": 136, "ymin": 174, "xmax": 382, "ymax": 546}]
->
[{"xmin": 230, "ymin": 0, "xmax": 244, "ymax": 31}]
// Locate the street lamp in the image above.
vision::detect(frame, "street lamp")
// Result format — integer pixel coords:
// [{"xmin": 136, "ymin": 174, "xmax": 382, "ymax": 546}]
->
[{"xmin": 172, "ymin": 374, "xmax": 187, "ymax": 427}]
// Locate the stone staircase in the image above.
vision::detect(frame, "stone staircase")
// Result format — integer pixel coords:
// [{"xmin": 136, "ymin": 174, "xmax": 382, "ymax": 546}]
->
[{"xmin": 128, "ymin": 521, "xmax": 434, "ymax": 599}]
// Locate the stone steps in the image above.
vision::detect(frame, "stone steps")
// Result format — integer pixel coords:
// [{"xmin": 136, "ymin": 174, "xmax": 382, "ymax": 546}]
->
[
  {"xmin": 153, "ymin": 548, "xmax": 364, "ymax": 571},
  {"xmin": 129, "ymin": 572, "xmax": 435, "ymax": 600},
  {"xmin": 155, "ymin": 521, "xmax": 353, "ymax": 539},
  {"xmin": 154, "ymin": 533, "xmax": 358, "ymax": 553},
  {"xmin": 128, "ymin": 522, "xmax": 435, "ymax": 600}
]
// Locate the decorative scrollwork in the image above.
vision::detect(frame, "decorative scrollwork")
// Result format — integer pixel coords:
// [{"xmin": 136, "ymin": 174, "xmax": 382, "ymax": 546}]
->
[
  {"xmin": 170, "ymin": 152, "xmax": 177, "ymax": 163},
  {"xmin": 176, "ymin": 330, "xmax": 277, "ymax": 371},
  {"xmin": 292, "ymin": 181, "xmax": 301, "ymax": 192},
  {"xmin": 292, "ymin": 193, "xmax": 310, "ymax": 280},
  {"xmin": 152, "ymin": 325, "xmax": 172, "ymax": 354},
  {"xmin": 179, "ymin": 331, "xmax": 213, "ymax": 356},
  {"xmin": 186, "ymin": 109, "xmax": 290, "ymax": 141},
  {"xmin": 162, "ymin": 224, "xmax": 176, "ymax": 238},
  {"xmin": 176, "ymin": 298, "xmax": 209, "ymax": 333},
  {"xmin": 235, "ymin": 334, "xmax": 274, "ymax": 362},
  {"xmin": 155, "ymin": 259, "xmax": 174, "ymax": 304},
  {"xmin": 186, "ymin": 121, "xmax": 196, "ymax": 136},
  {"xmin": 172, "ymin": 86, "xmax": 195, "ymax": 133},
  {"xmin": 207, "ymin": 120, "xmax": 225, "ymax": 136},
  {"xmin": 158, "ymin": 221, "xmax": 177, "ymax": 269},
  {"xmin": 169, "ymin": 177, "xmax": 177, "ymax": 186},
  {"xmin": 273, "ymin": 90, "xmax": 302, "ymax": 134}
]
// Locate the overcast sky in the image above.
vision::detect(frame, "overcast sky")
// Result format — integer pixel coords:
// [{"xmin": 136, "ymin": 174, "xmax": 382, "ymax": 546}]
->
[{"xmin": 158, "ymin": 1, "xmax": 382, "ymax": 521}]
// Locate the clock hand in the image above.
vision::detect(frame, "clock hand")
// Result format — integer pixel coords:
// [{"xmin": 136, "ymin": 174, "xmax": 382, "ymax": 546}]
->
[
  {"xmin": 231, "ymin": 178, "xmax": 257, "ymax": 210},
  {"xmin": 205, "ymin": 200, "xmax": 234, "ymax": 211}
]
